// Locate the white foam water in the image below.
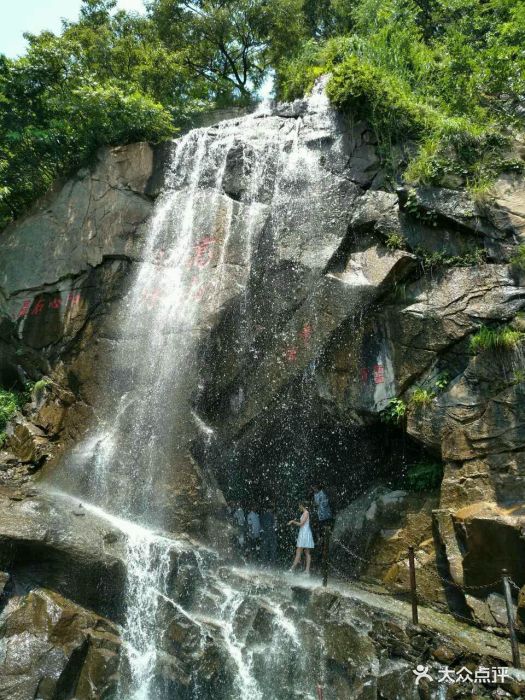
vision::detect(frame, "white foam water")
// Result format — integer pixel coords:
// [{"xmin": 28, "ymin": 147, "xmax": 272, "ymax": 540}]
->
[{"xmin": 117, "ymin": 532, "xmax": 174, "ymax": 700}]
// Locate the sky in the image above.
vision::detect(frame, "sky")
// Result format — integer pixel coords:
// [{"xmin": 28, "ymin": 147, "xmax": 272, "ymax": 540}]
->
[{"xmin": 1, "ymin": 0, "xmax": 146, "ymax": 58}]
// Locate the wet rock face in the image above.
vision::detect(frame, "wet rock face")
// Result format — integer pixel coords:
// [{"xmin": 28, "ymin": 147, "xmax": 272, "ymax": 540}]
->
[
  {"xmin": 315, "ymin": 261, "xmax": 525, "ymax": 614},
  {"xmin": 3, "ymin": 559, "xmax": 521, "ymax": 700},
  {"xmin": 0, "ymin": 143, "xmax": 155, "ymax": 481},
  {"xmin": 0, "ymin": 490, "xmax": 127, "ymax": 621},
  {"xmin": 0, "ymin": 90, "xmax": 525, "ymax": 630},
  {"xmin": 0, "ymin": 588, "xmax": 120, "ymax": 700},
  {"xmin": 303, "ymin": 584, "xmax": 524, "ymax": 700},
  {"xmin": 150, "ymin": 595, "xmax": 235, "ymax": 699},
  {"xmin": 197, "ymin": 177, "xmax": 523, "ymax": 486},
  {"xmin": 0, "ymin": 90, "xmax": 411, "ymax": 545}
]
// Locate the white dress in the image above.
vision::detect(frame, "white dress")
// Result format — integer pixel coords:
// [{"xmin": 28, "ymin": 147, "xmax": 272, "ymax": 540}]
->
[{"xmin": 296, "ymin": 511, "xmax": 315, "ymax": 549}]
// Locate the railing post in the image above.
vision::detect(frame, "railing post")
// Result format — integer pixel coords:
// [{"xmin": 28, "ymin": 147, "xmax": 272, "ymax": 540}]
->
[
  {"xmin": 408, "ymin": 546, "xmax": 419, "ymax": 625},
  {"xmin": 322, "ymin": 524, "xmax": 330, "ymax": 587},
  {"xmin": 502, "ymin": 569, "xmax": 521, "ymax": 669}
]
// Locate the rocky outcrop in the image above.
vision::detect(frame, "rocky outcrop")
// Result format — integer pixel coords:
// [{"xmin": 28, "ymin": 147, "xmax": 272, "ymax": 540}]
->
[
  {"xmin": 331, "ymin": 487, "xmax": 446, "ymax": 606},
  {"xmin": 4, "ymin": 562, "xmax": 522, "ymax": 700},
  {"xmin": 194, "ymin": 566, "xmax": 525, "ymax": 699},
  {"xmin": 0, "ymin": 142, "xmax": 160, "ymax": 468},
  {"xmin": 0, "ymin": 587, "xmax": 120, "ymax": 700},
  {"xmin": 0, "ymin": 489, "xmax": 127, "ymax": 620},
  {"xmin": 493, "ymin": 173, "xmax": 525, "ymax": 239},
  {"xmin": 0, "ymin": 142, "xmax": 158, "ymax": 298},
  {"xmin": 308, "ymin": 582, "xmax": 525, "ymax": 699}
]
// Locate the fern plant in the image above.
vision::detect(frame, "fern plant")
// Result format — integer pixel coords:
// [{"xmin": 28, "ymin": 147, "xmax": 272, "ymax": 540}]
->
[{"xmin": 381, "ymin": 398, "xmax": 407, "ymax": 424}]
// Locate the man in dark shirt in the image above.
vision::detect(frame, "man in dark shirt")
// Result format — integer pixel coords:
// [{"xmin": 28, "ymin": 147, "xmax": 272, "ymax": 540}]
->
[
  {"xmin": 313, "ymin": 483, "xmax": 332, "ymax": 526},
  {"xmin": 312, "ymin": 482, "xmax": 333, "ymax": 583},
  {"xmin": 260, "ymin": 500, "xmax": 277, "ymax": 564}
]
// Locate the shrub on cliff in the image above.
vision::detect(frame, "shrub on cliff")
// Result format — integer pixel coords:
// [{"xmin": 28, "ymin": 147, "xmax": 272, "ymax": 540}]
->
[
  {"xmin": 0, "ymin": 387, "xmax": 26, "ymax": 446},
  {"xmin": 276, "ymin": 0, "xmax": 525, "ymax": 189},
  {"xmin": 0, "ymin": 9, "xmax": 179, "ymax": 229},
  {"xmin": 0, "ymin": 389, "xmax": 18, "ymax": 429},
  {"xmin": 510, "ymin": 244, "xmax": 525, "ymax": 271},
  {"xmin": 0, "ymin": 72, "xmax": 175, "ymax": 227},
  {"xmin": 470, "ymin": 325, "xmax": 524, "ymax": 353}
]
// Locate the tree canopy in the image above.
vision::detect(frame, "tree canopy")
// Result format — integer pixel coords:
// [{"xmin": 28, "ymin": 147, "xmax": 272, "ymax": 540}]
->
[
  {"xmin": 279, "ymin": 0, "xmax": 525, "ymax": 189},
  {"xmin": 1, "ymin": 0, "xmax": 523, "ymax": 228}
]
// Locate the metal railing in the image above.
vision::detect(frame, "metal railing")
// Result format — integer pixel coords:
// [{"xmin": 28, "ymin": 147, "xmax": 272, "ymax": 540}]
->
[{"xmin": 326, "ymin": 537, "xmax": 523, "ymax": 668}]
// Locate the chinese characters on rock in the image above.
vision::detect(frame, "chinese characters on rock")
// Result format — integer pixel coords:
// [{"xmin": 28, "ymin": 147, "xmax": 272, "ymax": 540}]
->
[
  {"xmin": 153, "ymin": 237, "xmax": 217, "ymax": 271},
  {"xmin": 187, "ymin": 237, "xmax": 217, "ymax": 302},
  {"xmin": 189, "ymin": 237, "xmax": 216, "ymax": 269},
  {"xmin": 283, "ymin": 323, "xmax": 314, "ymax": 363},
  {"xmin": 360, "ymin": 363, "xmax": 385, "ymax": 385},
  {"xmin": 16, "ymin": 292, "xmax": 82, "ymax": 319}
]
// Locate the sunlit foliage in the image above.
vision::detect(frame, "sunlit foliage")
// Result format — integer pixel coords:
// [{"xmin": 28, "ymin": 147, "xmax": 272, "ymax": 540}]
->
[{"xmin": 1, "ymin": 0, "xmax": 523, "ymax": 227}]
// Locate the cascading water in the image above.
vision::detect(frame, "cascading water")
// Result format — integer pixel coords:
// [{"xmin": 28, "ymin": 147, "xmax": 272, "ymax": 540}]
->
[
  {"xmin": 49, "ymin": 82, "xmax": 350, "ymax": 698},
  {"xmin": 59, "ymin": 129, "xmax": 220, "ymax": 526},
  {"xmin": 117, "ymin": 532, "xmax": 174, "ymax": 699},
  {"xmin": 218, "ymin": 586, "xmax": 262, "ymax": 699}
]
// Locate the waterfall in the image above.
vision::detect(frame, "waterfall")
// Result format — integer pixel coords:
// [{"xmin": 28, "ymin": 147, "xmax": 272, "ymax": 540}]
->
[
  {"xmin": 48, "ymin": 82, "xmax": 347, "ymax": 699},
  {"xmin": 218, "ymin": 586, "xmax": 262, "ymax": 699},
  {"xmin": 55, "ymin": 79, "xmax": 341, "ymax": 525},
  {"xmin": 58, "ymin": 129, "xmax": 221, "ymax": 526},
  {"xmin": 117, "ymin": 532, "xmax": 174, "ymax": 700}
]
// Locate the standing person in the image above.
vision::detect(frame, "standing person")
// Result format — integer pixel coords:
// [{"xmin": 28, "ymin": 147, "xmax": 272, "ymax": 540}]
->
[
  {"xmin": 246, "ymin": 506, "xmax": 261, "ymax": 559},
  {"xmin": 287, "ymin": 502, "xmax": 314, "ymax": 574},
  {"xmin": 232, "ymin": 502, "xmax": 246, "ymax": 551},
  {"xmin": 312, "ymin": 482, "xmax": 333, "ymax": 527},
  {"xmin": 260, "ymin": 500, "xmax": 277, "ymax": 564},
  {"xmin": 312, "ymin": 482, "xmax": 333, "ymax": 579}
]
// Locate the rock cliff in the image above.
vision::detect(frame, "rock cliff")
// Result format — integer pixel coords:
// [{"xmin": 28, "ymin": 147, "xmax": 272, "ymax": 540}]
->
[{"xmin": 1, "ymin": 90, "xmax": 525, "ymax": 697}]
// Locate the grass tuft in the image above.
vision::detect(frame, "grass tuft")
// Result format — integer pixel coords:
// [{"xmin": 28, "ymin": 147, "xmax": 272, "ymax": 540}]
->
[
  {"xmin": 510, "ymin": 244, "xmax": 525, "ymax": 271},
  {"xmin": 385, "ymin": 231, "xmax": 407, "ymax": 250},
  {"xmin": 470, "ymin": 325, "xmax": 524, "ymax": 353},
  {"xmin": 409, "ymin": 387, "xmax": 435, "ymax": 405}
]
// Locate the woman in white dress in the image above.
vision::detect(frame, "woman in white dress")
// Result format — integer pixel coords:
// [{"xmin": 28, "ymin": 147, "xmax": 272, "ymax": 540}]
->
[{"xmin": 287, "ymin": 502, "xmax": 315, "ymax": 574}]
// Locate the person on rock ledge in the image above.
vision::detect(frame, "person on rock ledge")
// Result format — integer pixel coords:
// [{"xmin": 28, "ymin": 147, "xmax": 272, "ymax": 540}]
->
[
  {"xmin": 260, "ymin": 499, "xmax": 278, "ymax": 564},
  {"xmin": 231, "ymin": 501, "xmax": 246, "ymax": 552},
  {"xmin": 246, "ymin": 506, "xmax": 261, "ymax": 559},
  {"xmin": 312, "ymin": 482, "xmax": 333, "ymax": 528},
  {"xmin": 312, "ymin": 482, "xmax": 333, "ymax": 570},
  {"xmin": 287, "ymin": 502, "xmax": 314, "ymax": 574}
]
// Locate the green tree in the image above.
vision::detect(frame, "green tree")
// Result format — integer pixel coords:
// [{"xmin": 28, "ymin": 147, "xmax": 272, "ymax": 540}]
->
[
  {"xmin": 0, "ymin": 0, "xmax": 310, "ymax": 227},
  {"xmin": 0, "ymin": 26, "xmax": 175, "ymax": 227},
  {"xmin": 147, "ymin": 0, "xmax": 304, "ymax": 101},
  {"xmin": 275, "ymin": 0, "xmax": 524, "ymax": 188},
  {"xmin": 0, "ymin": 0, "xmax": 186, "ymax": 228}
]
